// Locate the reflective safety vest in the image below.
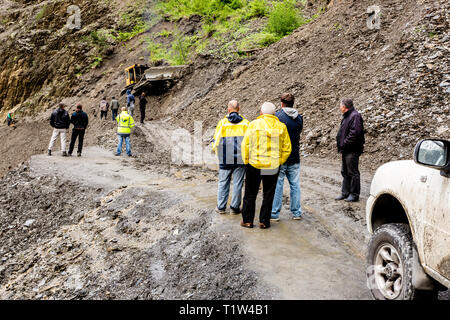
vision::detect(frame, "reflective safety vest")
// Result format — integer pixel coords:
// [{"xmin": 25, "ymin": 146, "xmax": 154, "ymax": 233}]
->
[{"xmin": 116, "ymin": 111, "xmax": 135, "ymax": 135}]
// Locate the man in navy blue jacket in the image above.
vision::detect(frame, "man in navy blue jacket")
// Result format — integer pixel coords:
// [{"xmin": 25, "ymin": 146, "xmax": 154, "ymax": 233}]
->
[
  {"xmin": 271, "ymin": 93, "xmax": 304, "ymax": 221},
  {"xmin": 335, "ymin": 98, "xmax": 365, "ymax": 202}
]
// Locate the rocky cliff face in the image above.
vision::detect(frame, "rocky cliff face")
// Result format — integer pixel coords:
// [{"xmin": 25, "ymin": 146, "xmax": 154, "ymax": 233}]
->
[{"xmin": 0, "ymin": 0, "xmax": 118, "ymax": 115}]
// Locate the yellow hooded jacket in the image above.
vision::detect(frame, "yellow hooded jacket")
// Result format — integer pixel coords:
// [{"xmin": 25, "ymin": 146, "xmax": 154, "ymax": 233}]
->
[
  {"xmin": 212, "ymin": 113, "xmax": 249, "ymax": 169},
  {"xmin": 116, "ymin": 111, "xmax": 135, "ymax": 135},
  {"xmin": 241, "ymin": 114, "xmax": 292, "ymax": 170}
]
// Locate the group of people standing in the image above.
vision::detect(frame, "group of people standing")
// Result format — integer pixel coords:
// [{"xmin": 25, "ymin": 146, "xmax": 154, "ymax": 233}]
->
[
  {"xmin": 48, "ymin": 103, "xmax": 88, "ymax": 157},
  {"xmin": 43, "ymin": 90, "xmax": 364, "ymax": 229},
  {"xmin": 46, "ymin": 90, "xmax": 147, "ymax": 157},
  {"xmin": 212, "ymin": 94, "xmax": 365, "ymax": 230},
  {"xmin": 98, "ymin": 91, "xmax": 148, "ymax": 125}
]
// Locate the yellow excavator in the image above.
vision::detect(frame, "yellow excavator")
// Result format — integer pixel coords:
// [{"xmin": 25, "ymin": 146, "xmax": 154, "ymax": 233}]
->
[{"xmin": 122, "ymin": 64, "xmax": 186, "ymax": 96}]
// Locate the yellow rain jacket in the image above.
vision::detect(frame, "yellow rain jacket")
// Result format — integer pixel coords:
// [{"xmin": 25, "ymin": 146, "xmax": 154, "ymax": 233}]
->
[
  {"xmin": 241, "ymin": 114, "xmax": 292, "ymax": 170},
  {"xmin": 116, "ymin": 111, "xmax": 135, "ymax": 135},
  {"xmin": 212, "ymin": 113, "xmax": 249, "ymax": 169}
]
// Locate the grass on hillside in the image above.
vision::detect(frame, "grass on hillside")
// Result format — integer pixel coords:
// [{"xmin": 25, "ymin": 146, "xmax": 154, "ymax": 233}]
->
[
  {"xmin": 82, "ymin": 0, "xmax": 323, "ymax": 68},
  {"xmin": 149, "ymin": 0, "xmax": 321, "ymax": 65}
]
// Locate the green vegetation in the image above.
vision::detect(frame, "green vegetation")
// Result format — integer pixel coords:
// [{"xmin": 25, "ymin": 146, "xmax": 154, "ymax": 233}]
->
[
  {"xmin": 428, "ymin": 32, "xmax": 438, "ymax": 39},
  {"xmin": 245, "ymin": 0, "xmax": 270, "ymax": 19},
  {"xmin": 35, "ymin": 5, "xmax": 47, "ymax": 21},
  {"xmin": 152, "ymin": 0, "xmax": 321, "ymax": 63},
  {"xmin": 79, "ymin": 1, "xmax": 324, "ymax": 68},
  {"xmin": 115, "ymin": 22, "xmax": 148, "ymax": 42},
  {"xmin": 146, "ymin": 30, "xmax": 206, "ymax": 65},
  {"xmin": 156, "ymin": 29, "xmax": 173, "ymax": 38},
  {"xmin": 237, "ymin": 31, "xmax": 278, "ymax": 51},
  {"xmin": 90, "ymin": 56, "xmax": 103, "ymax": 69},
  {"xmin": 266, "ymin": 0, "xmax": 304, "ymax": 37}
]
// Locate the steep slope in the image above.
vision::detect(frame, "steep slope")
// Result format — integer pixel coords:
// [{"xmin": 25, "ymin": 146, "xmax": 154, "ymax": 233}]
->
[
  {"xmin": 163, "ymin": 0, "xmax": 449, "ymax": 166},
  {"xmin": 0, "ymin": 0, "xmax": 448, "ymax": 177}
]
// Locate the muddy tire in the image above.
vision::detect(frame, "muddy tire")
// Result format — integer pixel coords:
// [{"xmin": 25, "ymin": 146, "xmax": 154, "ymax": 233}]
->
[{"xmin": 366, "ymin": 223, "xmax": 438, "ymax": 300}]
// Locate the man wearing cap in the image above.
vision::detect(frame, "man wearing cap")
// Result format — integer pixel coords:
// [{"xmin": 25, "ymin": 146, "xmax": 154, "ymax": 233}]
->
[
  {"xmin": 240, "ymin": 102, "xmax": 292, "ymax": 229},
  {"xmin": 335, "ymin": 98, "xmax": 365, "ymax": 202}
]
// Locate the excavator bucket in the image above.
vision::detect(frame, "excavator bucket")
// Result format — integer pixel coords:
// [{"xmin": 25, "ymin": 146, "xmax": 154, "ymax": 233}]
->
[{"xmin": 122, "ymin": 64, "xmax": 186, "ymax": 96}]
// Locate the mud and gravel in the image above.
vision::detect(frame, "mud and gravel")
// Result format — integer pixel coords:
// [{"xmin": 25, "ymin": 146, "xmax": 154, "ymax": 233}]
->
[
  {"xmin": 0, "ymin": 0, "xmax": 448, "ymax": 300},
  {"xmin": 0, "ymin": 164, "xmax": 264, "ymax": 299}
]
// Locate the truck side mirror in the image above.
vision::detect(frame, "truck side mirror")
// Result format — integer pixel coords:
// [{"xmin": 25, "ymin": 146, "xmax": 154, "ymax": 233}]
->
[{"xmin": 414, "ymin": 139, "xmax": 450, "ymax": 177}]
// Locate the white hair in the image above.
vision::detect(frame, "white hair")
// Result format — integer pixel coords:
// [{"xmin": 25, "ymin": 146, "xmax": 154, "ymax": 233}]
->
[{"xmin": 260, "ymin": 102, "xmax": 276, "ymax": 115}]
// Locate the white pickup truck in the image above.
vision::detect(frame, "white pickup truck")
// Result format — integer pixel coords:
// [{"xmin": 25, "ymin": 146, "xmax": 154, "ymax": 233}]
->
[{"xmin": 365, "ymin": 139, "xmax": 449, "ymax": 300}]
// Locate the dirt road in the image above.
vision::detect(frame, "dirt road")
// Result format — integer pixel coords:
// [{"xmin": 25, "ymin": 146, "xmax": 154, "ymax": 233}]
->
[{"xmin": 16, "ymin": 144, "xmax": 371, "ymax": 299}]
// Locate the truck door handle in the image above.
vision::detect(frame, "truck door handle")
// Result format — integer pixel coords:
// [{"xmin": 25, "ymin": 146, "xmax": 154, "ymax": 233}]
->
[{"xmin": 420, "ymin": 176, "xmax": 427, "ymax": 183}]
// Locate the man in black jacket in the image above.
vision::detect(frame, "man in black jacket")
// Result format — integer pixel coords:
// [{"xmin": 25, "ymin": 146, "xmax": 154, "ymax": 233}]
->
[
  {"xmin": 139, "ymin": 92, "xmax": 148, "ymax": 124},
  {"xmin": 68, "ymin": 104, "xmax": 89, "ymax": 157},
  {"xmin": 48, "ymin": 103, "xmax": 70, "ymax": 156},
  {"xmin": 335, "ymin": 98, "xmax": 365, "ymax": 202},
  {"xmin": 271, "ymin": 93, "xmax": 304, "ymax": 221}
]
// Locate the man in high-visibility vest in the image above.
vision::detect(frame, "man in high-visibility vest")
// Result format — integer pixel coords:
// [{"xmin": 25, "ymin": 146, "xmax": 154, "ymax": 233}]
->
[{"xmin": 115, "ymin": 107, "xmax": 135, "ymax": 157}]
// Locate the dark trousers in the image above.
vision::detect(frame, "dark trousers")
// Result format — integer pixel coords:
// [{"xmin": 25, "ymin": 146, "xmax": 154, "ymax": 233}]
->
[
  {"xmin": 69, "ymin": 129, "xmax": 85, "ymax": 154},
  {"xmin": 242, "ymin": 164, "xmax": 279, "ymax": 227},
  {"xmin": 140, "ymin": 107, "xmax": 145, "ymax": 123},
  {"xmin": 100, "ymin": 110, "xmax": 107, "ymax": 120},
  {"xmin": 112, "ymin": 109, "xmax": 118, "ymax": 121},
  {"xmin": 341, "ymin": 152, "xmax": 361, "ymax": 197}
]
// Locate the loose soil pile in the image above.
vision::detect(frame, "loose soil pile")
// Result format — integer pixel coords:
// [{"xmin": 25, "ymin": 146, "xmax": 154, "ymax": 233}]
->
[{"xmin": 0, "ymin": 166, "xmax": 262, "ymax": 299}]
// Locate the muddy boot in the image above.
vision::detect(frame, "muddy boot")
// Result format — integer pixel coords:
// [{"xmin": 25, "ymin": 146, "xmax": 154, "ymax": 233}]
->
[
  {"xmin": 48, "ymin": 150, "xmax": 52, "ymax": 156},
  {"xmin": 215, "ymin": 207, "xmax": 226, "ymax": 214},
  {"xmin": 230, "ymin": 207, "xmax": 241, "ymax": 215},
  {"xmin": 62, "ymin": 151, "xmax": 68, "ymax": 157},
  {"xmin": 335, "ymin": 194, "xmax": 348, "ymax": 201},
  {"xmin": 345, "ymin": 194, "xmax": 359, "ymax": 202}
]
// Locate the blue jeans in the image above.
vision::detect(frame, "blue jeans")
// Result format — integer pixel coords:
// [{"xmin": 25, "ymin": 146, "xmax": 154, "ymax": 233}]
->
[
  {"xmin": 271, "ymin": 163, "xmax": 302, "ymax": 218},
  {"xmin": 112, "ymin": 109, "xmax": 118, "ymax": 121},
  {"xmin": 117, "ymin": 135, "xmax": 131, "ymax": 156},
  {"xmin": 217, "ymin": 166, "xmax": 245, "ymax": 210}
]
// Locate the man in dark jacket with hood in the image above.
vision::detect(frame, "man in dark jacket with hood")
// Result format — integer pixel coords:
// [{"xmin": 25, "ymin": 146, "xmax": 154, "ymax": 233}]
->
[
  {"xmin": 68, "ymin": 104, "xmax": 89, "ymax": 157},
  {"xmin": 212, "ymin": 100, "xmax": 249, "ymax": 214},
  {"xmin": 335, "ymin": 98, "xmax": 365, "ymax": 202},
  {"xmin": 271, "ymin": 93, "xmax": 304, "ymax": 221},
  {"xmin": 48, "ymin": 103, "xmax": 70, "ymax": 156}
]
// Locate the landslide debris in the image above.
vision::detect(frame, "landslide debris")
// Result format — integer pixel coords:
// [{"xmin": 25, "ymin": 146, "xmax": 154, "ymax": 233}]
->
[{"xmin": 0, "ymin": 167, "xmax": 262, "ymax": 299}]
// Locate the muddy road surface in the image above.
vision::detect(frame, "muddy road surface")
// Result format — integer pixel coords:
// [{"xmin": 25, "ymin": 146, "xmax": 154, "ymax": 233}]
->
[{"xmin": 0, "ymin": 144, "xmax": 372, "ymax": 299}]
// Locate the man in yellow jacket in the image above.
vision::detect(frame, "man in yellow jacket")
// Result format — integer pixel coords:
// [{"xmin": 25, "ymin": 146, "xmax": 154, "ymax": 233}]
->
[
  {"xmin": 115, "ymin": 107, "xmax": 135, "ymax": 157},
  {"xmin": 212, "ymin": 100, "xmax": 249, "ymax": 214},
  {"xmin": 240, "ymin": 102, "xmax": 292, "ymax": 229}
]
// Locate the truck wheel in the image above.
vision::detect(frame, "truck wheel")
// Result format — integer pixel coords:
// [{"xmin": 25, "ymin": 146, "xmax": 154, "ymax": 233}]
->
[{"xmin": 366, "ymin": 223, "xmax": 438, "ymax": 300}]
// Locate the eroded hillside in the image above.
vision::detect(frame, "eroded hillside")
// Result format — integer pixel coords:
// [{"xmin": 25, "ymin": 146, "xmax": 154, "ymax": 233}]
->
[{"xmin": 0, "ymin": 0, "xmax": 448, "ymax": 176}]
